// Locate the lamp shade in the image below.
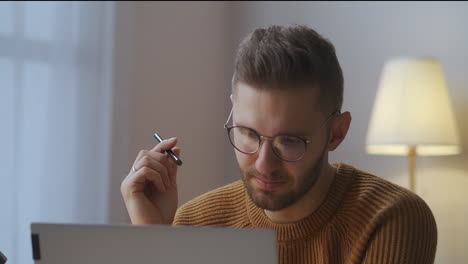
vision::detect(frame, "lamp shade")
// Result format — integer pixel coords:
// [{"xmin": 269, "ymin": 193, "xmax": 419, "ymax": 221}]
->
[{"xmin": 366, "ymin": 57, "xmax": 461, "ymax": 156}]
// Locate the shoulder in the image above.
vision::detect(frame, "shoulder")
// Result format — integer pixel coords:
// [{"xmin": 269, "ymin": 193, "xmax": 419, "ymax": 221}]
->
[
  {"xmin": 346, "ymin": 166, "xmax": 434, "ymax": 217},
  {"xmin": 340, "ymin": 166, "xmax": 437, "ymax": 262},
  {"xmin": 173, "ymin": 180, "xmax": 249, "ymax": 227}
]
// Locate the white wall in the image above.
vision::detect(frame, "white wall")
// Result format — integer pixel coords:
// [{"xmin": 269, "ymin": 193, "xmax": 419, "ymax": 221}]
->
[
  {"xmin": 227, "ymin": 2, "xmax": 468, "ymax": 264},
  {"xmin": 108, "ymin": 1, "xmax": 232, "ymax": 223},
  {"xmin": 107, "ymin": 2, "xmax": 468, "ymax": 263}
]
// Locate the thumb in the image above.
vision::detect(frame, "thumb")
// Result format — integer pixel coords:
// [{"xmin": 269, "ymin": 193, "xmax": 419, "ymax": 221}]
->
[
  {"xmin": 168, "ymin": 147, "xmax": 182, "ymax": 170},
  {"xmin": 172, "ymin": 147, "xmax": 181, "ymax": 158},
  {"xmin": 167, "ymin": 146, "xmax": 182, "ymax": 186}
]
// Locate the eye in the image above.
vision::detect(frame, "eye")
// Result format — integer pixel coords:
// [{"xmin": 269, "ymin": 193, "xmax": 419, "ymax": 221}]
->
[
  {"xmin": 238, "ymin": 127, "xmax": 257, "ymax": 139},
  {"xmin": 235, "ymin": 127, "xmax": 258, "ymax": 139},
  {"xmin": 277, "ymin": 135, "xmax": 302, "ymax": 146}
]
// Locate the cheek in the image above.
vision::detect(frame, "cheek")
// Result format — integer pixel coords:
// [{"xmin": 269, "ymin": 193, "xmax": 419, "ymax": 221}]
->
[
  {"xmin": 285, "ymin": 161, "xmax": 314, "ymax": 183},
  {"xmin": 234, "ymin": 151, "xmax": 254, "ymax": 169},
  {"xmin": 285, "ymin": 167, "xmax": 301, "ymax": 182}
]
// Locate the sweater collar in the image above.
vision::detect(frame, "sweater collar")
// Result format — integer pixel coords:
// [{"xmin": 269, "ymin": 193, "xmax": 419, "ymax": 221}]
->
[{"xmin": 245, "ymin": 163, "xmax": 356, "ymax": 242}]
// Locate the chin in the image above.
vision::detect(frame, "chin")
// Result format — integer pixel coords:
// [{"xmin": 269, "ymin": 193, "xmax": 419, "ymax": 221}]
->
[
  {"xmin": 240, "ymin": 165, "xmax": 323, "ymax": 211},
  {"xmin": 243, "ymin": 178, "xmax": 298, "ymax": 211}
]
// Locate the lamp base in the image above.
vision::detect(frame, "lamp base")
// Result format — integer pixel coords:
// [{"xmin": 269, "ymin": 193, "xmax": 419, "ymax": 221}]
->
[{"xmin": 408, "ymin": 146, "xmax": 416, "ymax": 192}]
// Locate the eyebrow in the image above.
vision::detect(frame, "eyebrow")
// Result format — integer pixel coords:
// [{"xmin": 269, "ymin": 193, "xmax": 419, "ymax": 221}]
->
[{"xmin": 232, "ymin": 121, "xmax": 311, "ymax": 139}]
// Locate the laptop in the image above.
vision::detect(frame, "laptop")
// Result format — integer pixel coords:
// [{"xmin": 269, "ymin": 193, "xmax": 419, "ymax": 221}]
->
[{"xmin": 30, "ymin": 223, "xmax": 277, "ymax": 264}]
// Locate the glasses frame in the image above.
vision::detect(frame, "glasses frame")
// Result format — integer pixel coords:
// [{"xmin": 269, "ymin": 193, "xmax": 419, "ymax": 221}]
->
[{"xmin": 224, "ymin": 108, "xmax": 340, "ymax": 162}]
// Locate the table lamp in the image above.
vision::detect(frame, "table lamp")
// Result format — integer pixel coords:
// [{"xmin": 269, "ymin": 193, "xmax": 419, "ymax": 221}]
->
[{"xmin": 366, "ymin": 57, "xmax": 461, "ymax": 192}]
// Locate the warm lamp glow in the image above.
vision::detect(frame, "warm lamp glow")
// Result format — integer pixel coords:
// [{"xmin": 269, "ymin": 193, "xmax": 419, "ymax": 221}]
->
[
  {"xmin": 366, "ymin": 144, "xmax": 461, "ymax": 156},
  {"xmin": 366, "ymin": 57, "xmax": 461, "ymax": 156}
]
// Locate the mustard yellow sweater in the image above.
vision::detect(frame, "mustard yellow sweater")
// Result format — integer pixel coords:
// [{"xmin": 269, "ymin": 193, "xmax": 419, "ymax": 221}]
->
[{"xmin": 173, "ymin": 163, "xmax": 437, "ymax": 264}]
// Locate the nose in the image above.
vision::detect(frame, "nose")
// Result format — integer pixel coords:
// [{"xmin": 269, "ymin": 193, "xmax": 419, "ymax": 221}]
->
[{"xmin": 254, "ymin": 138, "xmax": 281, "ymax": 176}]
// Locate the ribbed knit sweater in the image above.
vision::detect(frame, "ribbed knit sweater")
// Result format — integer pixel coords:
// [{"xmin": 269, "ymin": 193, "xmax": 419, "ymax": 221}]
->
[{"xmin": 173, "ymin": 163, "xmax": 437, "ymax": 264}]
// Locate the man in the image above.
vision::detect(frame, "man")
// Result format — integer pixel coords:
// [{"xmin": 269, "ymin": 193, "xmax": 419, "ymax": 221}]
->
[{"xmin": 121, "ymin": 24, "xmax": 437, "ymax": 263}]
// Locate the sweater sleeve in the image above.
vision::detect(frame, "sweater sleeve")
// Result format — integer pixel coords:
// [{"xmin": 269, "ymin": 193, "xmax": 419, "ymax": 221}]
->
[{"xmin": 362, "ymin": 193, "xmax": 437, "ymax": 264}]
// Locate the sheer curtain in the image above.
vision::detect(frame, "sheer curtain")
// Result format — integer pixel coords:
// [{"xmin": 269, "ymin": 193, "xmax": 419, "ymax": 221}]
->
[{"xmin": 0, "ymin": 2, "xmax": 115, "ymax": 263}]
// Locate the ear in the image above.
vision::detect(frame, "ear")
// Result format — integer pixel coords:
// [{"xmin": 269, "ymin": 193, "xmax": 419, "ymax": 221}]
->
[
  {"xmin": 327, "ymin": 111, "xmax": 352, "ymax": 151},
  {"xmin": 230, "ymin": 93, "xmax": 235, "ymax": 104}
]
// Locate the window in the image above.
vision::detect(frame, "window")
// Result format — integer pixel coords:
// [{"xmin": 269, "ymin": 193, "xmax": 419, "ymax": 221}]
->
[{"xmin": 0, "ymin": 2, "xmax": 115, "ymax": 263}]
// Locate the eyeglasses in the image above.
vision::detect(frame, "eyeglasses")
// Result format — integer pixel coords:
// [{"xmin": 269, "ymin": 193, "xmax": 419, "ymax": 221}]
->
[{"xmin": 224, "ymin": 109, "xmax": 340, "ymax": 162}]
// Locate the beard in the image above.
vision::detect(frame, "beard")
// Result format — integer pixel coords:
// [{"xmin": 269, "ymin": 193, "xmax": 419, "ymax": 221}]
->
[{"xmin": 240, "ymin": 144, "xmax": 327, "ymax": 211}]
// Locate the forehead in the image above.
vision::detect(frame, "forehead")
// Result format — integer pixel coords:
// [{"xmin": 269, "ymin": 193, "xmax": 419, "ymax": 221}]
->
[{"xmin": 232, "ymin": 82, "xmax": 324, "ymax": 136}]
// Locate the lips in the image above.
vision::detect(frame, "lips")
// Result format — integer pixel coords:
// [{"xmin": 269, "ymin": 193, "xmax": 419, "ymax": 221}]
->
[{"xmin": 253, "ymin": 177, "xmax": 286, "ymax": 191}]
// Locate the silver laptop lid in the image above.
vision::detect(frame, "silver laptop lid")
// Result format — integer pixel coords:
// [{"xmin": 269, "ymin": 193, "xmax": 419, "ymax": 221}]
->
[{"xmin": 31, "ymin": 223, "xmax": 277, "ymax": 264}]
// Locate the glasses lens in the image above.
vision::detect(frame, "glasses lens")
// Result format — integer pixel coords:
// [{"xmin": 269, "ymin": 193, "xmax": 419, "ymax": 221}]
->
[
  {"xmin": 272, "ymin": 135, "xmax": 306, "ymax": 161},
  {"xmin": 228, "ymin": 127, "xmax": 260, "ymax": 154}
]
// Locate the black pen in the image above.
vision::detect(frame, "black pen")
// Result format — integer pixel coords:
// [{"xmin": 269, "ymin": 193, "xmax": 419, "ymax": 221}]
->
[{"xmin": 153, "ymin": 133, "xmax": 183, "ymax": 166}]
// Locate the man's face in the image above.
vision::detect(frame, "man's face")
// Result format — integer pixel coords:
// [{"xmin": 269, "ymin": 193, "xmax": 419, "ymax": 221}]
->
[{"xmin": 231, "ymin": 82, "xmax": 332, "ymax": 211}]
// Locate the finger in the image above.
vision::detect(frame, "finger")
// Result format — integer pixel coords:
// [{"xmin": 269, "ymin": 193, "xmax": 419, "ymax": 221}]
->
[
  {"xmin": 134, "ymin": 149, "xmax": 147, "ymax": 164},
  {"xmin": 134, "ymin": 150, "xmax": 171, "ymax": 169},
  {"xmin": 151, "ymin": 137, "xmax": 178, "ymax": 154},
  {"xmin": 132, "ymin": 167, "xmax": 167, "ymax": 193},
  {"xmin": 133, "ymin": 149, "xmax": 170, "ymax": 167},
  {"xmin": 133, "ymin": 149, "xmax": 160, "ymax": 165},
  {"xmin": 134, "ymin": 156, "xmax": 170, "ymax": 188}
]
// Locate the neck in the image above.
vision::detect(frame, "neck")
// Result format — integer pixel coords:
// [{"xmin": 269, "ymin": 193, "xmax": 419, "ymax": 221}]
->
[{"xmin": 264, "ymin": 163, "xmax": 337, "ymax": 224}]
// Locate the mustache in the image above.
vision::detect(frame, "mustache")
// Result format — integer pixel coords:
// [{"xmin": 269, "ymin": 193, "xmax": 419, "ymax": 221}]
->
[{"xmin": 243, "ymin": 169, "xmax": 288, "ymax": 181}]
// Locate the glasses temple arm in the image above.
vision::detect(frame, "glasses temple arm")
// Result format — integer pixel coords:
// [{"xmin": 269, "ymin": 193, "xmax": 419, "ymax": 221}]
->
[{"xmin": 224, "ymin": 108, "xmax": 233, "ymax": 128}]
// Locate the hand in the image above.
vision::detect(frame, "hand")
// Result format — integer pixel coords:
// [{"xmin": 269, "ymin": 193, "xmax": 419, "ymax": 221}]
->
[{"xmin": 121, "ymin": 137, "xmax": 181, "ymax": 225}]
